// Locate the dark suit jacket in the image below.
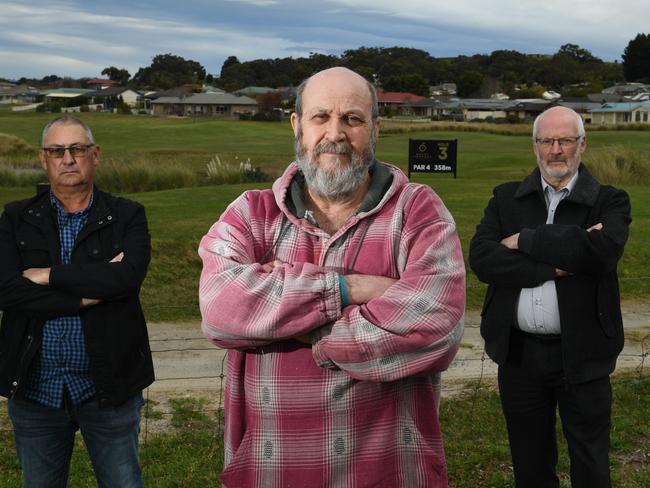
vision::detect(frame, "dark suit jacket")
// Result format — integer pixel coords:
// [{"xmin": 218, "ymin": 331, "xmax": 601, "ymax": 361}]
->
[
  {"xmin": 0, "ymin": 188, "xmax": 154, "ymax": 405},
  {"xmin": 469, "ymin": 164, "xmax": 631, "ymax": 384}
]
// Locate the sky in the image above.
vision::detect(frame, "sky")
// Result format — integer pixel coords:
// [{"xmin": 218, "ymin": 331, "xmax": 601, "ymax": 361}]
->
[{"xmin": 1, "ymin": 0, "xmax": 647, "ymax": 81}]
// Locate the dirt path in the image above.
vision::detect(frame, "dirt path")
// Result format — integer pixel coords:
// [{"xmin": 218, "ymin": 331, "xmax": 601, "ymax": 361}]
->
[{"xmin": 146, "ymin": 301, "xmax": 650, "ymax": 400}]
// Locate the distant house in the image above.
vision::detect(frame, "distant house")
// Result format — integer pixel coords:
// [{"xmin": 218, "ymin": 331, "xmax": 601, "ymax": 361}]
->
[
  {"xmin": 86, "ymin": 79, "xmax": 117, "ymax": 90},
  {"xmin": 429, "ymin": 83, "xmax": 457, "ymax": 96},
  {"xmin": 0, "ymin": 84, "xmax": 40, "ymax": 104},
  {"xmin": 41, "ymin": 88, "xmax": 95, "ymax": 102},
  {"xmin": 589, "ymin": 102, "xmax": 650, "ymax": 124},
  {"xmin": 88, "ymin": 86, "xmax": 142, "ymax": 108},
  {"xmin": 377, "ymin": 91, "xmax": 428, "ymax": 115},
  {"xmin": 151, "ymin": 92, "xmax": 258, "ymax": 117},
  {"xmin": 459, "ymin": 99, "xmax": 517, "ymax": 121},
  {"xmin": 553, "ymin": 99, "xmax": 603, "ymax": 124},
  {"xmin": 505, "ymin": 99, "xmax": 551, "ymax": 120}
]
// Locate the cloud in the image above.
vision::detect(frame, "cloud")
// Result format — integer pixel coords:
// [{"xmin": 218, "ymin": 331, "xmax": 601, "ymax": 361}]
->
[{"xmin": 0, "ymin": 0, "xmax": 646, "ymax": 79}]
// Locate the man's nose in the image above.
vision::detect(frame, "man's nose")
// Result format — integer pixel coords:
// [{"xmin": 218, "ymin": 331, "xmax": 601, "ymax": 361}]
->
[
  {"xmin": 61, "ymin": 148, "xmax": 76, "ymax": 164},
  {"xmin": 324, "ymin": 118, "xmax": 346, "ymax": 142}
]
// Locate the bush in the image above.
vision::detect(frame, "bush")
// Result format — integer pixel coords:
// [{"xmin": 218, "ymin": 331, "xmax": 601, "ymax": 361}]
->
[
  {"xmin": 205, "ymin": 155, "xmax": 270, "ymax": 185},
  {"xmin": 80, "ymin": 104, "xmax": 90, "ymax": 112},
  {"xmin": 252, "ymin": 111, "xmax": 282, "ymax": 122},
  {"xmin": 36, "ymin": 102, "xmax": 62, "ymax": 113}
]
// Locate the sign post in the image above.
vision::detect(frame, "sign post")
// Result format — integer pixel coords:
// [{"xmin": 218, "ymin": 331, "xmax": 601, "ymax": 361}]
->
[{"xmin": 408, "ymin": 139, "xmax": 458, "ymax": 179}]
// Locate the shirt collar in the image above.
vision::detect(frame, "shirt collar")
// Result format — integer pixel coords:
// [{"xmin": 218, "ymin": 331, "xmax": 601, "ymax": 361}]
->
[
  {"xmin": 540, "ymin": 170, "xmax": 579, "ymax": 195},
  {"xmin": 50, "ymin": 190, "xmax": 94, "ymax": 217}
]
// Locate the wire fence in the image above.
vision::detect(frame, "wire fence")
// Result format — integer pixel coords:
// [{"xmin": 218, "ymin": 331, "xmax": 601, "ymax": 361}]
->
[{"xmin": 1, "ymin": 322, "xmax": 649, "ymax": 445}]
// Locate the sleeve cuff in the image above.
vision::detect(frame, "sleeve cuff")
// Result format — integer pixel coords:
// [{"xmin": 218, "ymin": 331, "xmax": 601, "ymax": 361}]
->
[{"xmin": 518, "ymin": 228, "xmax": 535, "ymax": 254}]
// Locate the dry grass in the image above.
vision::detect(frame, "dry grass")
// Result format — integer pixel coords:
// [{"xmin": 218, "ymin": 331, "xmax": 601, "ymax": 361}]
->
[
  {"xmin": 587, "ymin": 145, "xmax": 650, "ymax": 185},
  {"xmin": 0, "ymin": 133, "xmax": 36, "ymax": 156}
]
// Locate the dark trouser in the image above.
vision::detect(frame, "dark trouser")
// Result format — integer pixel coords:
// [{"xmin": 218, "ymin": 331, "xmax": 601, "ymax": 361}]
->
[
  {"xmin": 498, "ymin": 329, "xmax": 612, "ymax": 488},
  {"xmin": 8, "ymin": 392, "xmax": 144, "ymax": 488}
]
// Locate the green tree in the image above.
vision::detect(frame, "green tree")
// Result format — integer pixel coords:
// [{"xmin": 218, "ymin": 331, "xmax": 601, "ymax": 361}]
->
[
  {"xmin": 101, "ymin": 66, "xmax": 130, "ymax": 85},
  {"xmin": 133, "ymin": 53, "xmax": 206, "ymax": 89},
  {"xmin": 622, "ymin": 33, "xmax": 650, "ymax": 82},
  {"xmin": 381, "ymin": 74, "xmax": 430, "ymax": 96},
  {"xmin": 457, "ymin": 70, "xmax": 484, "ymax": 97}
]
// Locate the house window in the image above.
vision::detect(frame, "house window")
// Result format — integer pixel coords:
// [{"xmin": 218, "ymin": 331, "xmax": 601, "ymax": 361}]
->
[{"xmin": 215, "ymin": 105, "xmax": 227, "ymax": 115}]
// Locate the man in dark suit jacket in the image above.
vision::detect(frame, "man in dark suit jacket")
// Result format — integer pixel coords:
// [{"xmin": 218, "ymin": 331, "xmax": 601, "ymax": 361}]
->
[
  {"xmin": 0, "ymin": 116, "xmax": 154, "ymax": 487},
  {"xmin": 469, "ymin": 106, "xmax": 631, "ymax": 488}
]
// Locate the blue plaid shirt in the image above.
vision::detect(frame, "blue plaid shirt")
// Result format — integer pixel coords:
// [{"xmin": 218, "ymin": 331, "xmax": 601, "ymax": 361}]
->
[{"xmin": 25, "ymin": 191, "xmax": 96, "ymax": 408}]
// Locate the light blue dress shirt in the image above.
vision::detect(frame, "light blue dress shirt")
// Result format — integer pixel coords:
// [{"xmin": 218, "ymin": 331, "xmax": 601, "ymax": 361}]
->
[{"xmin": 516, "ymin": 172, "xmax": 579, "ymax": 335}]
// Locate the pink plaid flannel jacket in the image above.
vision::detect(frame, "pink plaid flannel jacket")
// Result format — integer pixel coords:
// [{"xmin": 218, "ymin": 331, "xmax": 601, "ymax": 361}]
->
[{"xmin": 199, "ymin": 161, "xmax": 465, "ymax": 487}]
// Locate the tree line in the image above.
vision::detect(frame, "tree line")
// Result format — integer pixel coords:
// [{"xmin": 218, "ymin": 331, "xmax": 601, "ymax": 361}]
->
[{"xmin": 9, "ymin": 34, "xmax": 650, "ymax": 98}]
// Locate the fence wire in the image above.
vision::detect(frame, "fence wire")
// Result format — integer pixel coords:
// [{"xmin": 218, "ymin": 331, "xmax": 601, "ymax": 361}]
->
[{"xmin": 2, "ymin": 324, "xmax": 649, "ymax": 446}]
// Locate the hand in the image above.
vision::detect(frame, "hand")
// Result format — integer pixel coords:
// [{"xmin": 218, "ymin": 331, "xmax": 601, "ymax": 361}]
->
[
  {"xmin": 587, "ymin": 223, "xmax": 603, "ymax": 232},
  {"xmin": 261, "ymin": 260, "xmax": 283, "ymax": 272},
  {"xmin": 110, "ymin": 252, "xmax": 124, "ymax": 262},
  {"xmin": 500, "ymin": 233, "xmax": 520, "ymax": 250},
  {"xmin": 345, "ymin": 274, "xmax": 397, "ymax": 305},
  {"xmin": 81, "ymin": 297, "xmax": 101, "ymax": 307},
  {"xmin": 22, "ymin": 267, "xmax": 50, "ymax": 285}
]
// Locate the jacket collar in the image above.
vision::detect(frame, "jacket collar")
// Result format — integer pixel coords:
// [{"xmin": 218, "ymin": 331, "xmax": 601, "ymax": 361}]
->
[
  {"xmin": 22, "ymin": 187, "xmax": 113, "ymax": 230},
  {"xmin": 514, "ymin": 163, "xmax": 600, "ymax": 207}
]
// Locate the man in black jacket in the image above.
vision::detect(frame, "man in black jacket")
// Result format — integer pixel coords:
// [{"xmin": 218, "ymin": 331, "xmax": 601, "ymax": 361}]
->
[
  {"xmin": 0, "ymin": 116, "xmax": 154, "ymax": 487},
  {"xmin": 469, "ymin": 106, "xmax": 631, "ymax": 488}
]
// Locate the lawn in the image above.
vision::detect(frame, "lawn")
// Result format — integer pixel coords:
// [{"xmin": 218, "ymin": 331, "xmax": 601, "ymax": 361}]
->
[
  {"xmin": 1, "ymin": 373, "xmax": 648, "ymax": 487},
  {"xmin": 1, "ymin": 113, "xmax": 649, "ymax": 319}
]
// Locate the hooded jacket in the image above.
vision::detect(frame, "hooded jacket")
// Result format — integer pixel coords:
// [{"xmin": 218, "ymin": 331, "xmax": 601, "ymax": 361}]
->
[{"xmin": 199, "ymin": 161, "xmax": 465, "ymax": 487}]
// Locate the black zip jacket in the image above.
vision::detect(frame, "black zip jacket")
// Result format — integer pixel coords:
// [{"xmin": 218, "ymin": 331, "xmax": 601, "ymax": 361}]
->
[
  {"xmin": 0, "ymin": 187, "xmax": 154, "ymax": 406},
  {"xmin": 469, "ymin": 165, "xmax": 631, "ymax": 384}
]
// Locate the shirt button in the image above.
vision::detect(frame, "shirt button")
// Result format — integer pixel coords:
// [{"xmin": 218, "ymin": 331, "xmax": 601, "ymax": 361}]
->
[
  {"xmin": 92, "ymin": 249, "xmax": 99, "ymax": 255},
  {"xmin": 12, "ymin": 381, "xmax": 18, "ymax": 386}
]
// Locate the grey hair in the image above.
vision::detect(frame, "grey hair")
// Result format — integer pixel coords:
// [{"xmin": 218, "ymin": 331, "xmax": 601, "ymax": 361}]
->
[
  {"xmin": 532, "ymin": 107, "xmax": 585, "ymax": 140},
  {"xmin": 294, "ymin": 71, "xmax": 379, "ymax": 121},
  {"xmin": 41, "ymin": 116, "xmax": 95, "ymax": 146}
]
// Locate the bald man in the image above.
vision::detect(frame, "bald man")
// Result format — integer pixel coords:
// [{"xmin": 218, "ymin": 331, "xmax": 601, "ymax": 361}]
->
[
  {"xmin": 470, "ymin": 106, "xmax": 631, "ymax": 488},
  {"xmin": 199, "ymin": 67, "xmax": 465, "ymax": 487}
]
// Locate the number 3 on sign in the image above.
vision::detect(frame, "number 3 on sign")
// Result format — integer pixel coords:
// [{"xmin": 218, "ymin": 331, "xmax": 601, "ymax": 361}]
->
[{"xmin": 437, "ymin": 144, "xmax": 448, "ymax": 160}]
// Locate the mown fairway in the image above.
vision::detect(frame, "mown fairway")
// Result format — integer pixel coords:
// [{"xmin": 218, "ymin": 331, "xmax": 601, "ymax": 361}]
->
[{"xmin": 1, "ymin": 111, "xmax": 648, "ymax": 320}]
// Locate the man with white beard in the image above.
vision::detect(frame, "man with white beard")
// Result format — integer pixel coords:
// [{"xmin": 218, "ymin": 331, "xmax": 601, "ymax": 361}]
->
[{"xmin": 198, "ymin": 67, "xmax": 466, "ymax": 488}]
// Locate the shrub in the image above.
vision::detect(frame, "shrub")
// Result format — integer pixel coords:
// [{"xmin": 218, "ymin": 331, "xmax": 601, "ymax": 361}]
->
[{"xmin": 205, "ymin": 155, "xmax": 270, "ymax": 185}]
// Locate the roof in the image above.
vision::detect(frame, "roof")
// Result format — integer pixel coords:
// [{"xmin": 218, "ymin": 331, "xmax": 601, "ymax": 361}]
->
[
  {"xmin": 589, "ymin": 101, "xmax": 650, "ymax": 113},
  {"xmin": 87, "ymin": 86, "xmax": 141, "ymax": 97},
  {"xmin": 460, "ymin": 99, "xmax": 517, "ymax": 110},
  {"xmin": 151, "ymin": 93, "xmax": 258, "ymax": 105},
  {"xmin": 41, "ymin": 88, "xmax": 95, "ymax": 98},
  {"xmin": 87, "ymin": 79, "xmax": 117, "ymax": 86},
  {"xmin": 377, "ymin": 91, "xmax": 428, "ymax": 104},
  {"xmin": 554, "ymin": 101, "xmax": 602, "ymax": 112},
  {"xmin": 0, "ymin": 84, "xmax": 39, "ymax": 96},
  {"xmin": 234, "ymin": 86, "xmax": 275, "ymax": 95}
]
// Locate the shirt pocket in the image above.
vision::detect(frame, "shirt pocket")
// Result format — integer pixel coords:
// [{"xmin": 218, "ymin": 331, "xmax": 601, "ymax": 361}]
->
[{"xmin": 16, "ymin": 233, "xmax": 51, "ymax": 268}]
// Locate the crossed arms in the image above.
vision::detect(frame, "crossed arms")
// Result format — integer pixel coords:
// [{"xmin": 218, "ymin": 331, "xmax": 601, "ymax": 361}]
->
[
  {"xmin": 199, "ymin": 187, "xmax": 466, "ymax": 381},
  {"xmin": 0, "ymin": 204, "xmax": 150, "ymax": 320}
]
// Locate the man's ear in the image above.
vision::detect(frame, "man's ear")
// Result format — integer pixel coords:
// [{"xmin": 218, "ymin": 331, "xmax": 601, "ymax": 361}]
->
[{"xmin": 290, "ymin": 112, "xmax": 299, "ymax": 137}]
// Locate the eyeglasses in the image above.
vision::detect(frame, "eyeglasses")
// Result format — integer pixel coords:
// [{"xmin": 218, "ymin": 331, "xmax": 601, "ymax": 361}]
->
[
  {"xmin": 42, "ymin": 144, "xmax": 94, "ymax": 159},
  {"xmin": 535, "ymin": 136, "xmax": 583, "ymax": 148}
]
